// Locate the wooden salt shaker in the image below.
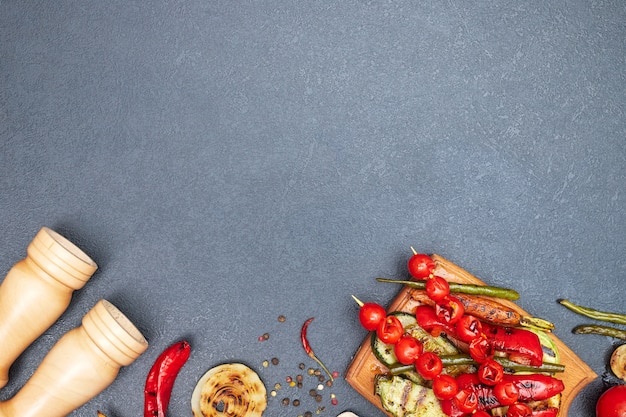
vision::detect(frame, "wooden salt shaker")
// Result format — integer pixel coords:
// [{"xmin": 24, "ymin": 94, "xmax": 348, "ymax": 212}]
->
[
  {"xmin": 0, "ymin": 227, "xmax": 98, "ymax": 388},
  {"xmin": 0, "ymin": 299, "xmax": 149, "ymax": 417}
]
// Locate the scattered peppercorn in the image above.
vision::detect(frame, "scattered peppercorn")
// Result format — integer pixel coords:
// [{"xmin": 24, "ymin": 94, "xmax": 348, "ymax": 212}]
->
[
  {"xmin": 299, "ymin": 363, "xmax": 306, "ymax": 370},
  {"xmin": 282, "ymin": 398, "xmax": 290, "ymax": 406},
  {"xmin": 271, "ymin": 357, "xmax": 279, "ymax": 365},
  {"xmin": 278, "ymin": 315, "xmax": 286, "ymax": 322},
  {"xmin": 304, "ymin": 412, "xmax": 313, "ymax": 417},
  {"xmin": 293, "ymin": 399, "xmax": 301, "ymax": 407}
]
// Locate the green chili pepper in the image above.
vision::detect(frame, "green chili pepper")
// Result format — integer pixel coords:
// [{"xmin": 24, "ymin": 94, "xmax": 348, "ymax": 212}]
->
[
  {"xmin": 376, "ymin": 278, "xmax": 520, "ymax": 300},
  {"xmin": 559, "ymin": 299, "xmax": 626, "ymax": 326},
  {"xmin": 572, "ymin": 324, "xmax": 626, "ymax": 341}
]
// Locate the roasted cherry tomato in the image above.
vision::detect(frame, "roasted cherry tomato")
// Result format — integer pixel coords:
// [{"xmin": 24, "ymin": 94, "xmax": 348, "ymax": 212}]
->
[
  {"xmin": 469, "ymin": 335, "xmax": 494, "ymax": 363},
  {"xmin": 358, "ymin": 302, "xmax": 386, "ymax": 331},
  {"xmin": 506, "ymin": 402, "xmax": 533, "ymax": 417},
  {"xmin": 394, "ymin": 334, "xmax": 423, "ymax": 365},
  {"xmin": 426, "ymin": 276, "xmax": 450, "ymax": 302},
  {"xmin": 493, "ymin": 380, "xmax": 519, "ymax": 406},
  {"xmin": 473, "ymin": 411, "xmax": 491, "ymax": 417},
  {"xmin": 455, "ymin": 314, "xmax": 483, "ymax": 343},
  {"xmin": 453, "ymin": 387, "xmax": 478, "ymax": 414},
  {"xmin": 407, "ymin": 253, "xmax": 435, "ymax": 279},
  {"xmin": 432, "ymin": 374, "xmax": 458, "ymax": 400},
  {"xmin": 435, "ymin": 295, "xmax": 465, "ymax": 325},
  {"xmin": 596, "ymin": 385, "xmax": 626, "ymax": 417},
  {"xmin": 477, "ymin": 358, "xmax": 504, "ymax": 386},
  {"xmin": 415, "ymin": 351, "xmax": 443, "ymax": 380},
  {"xmin": 377, "ymin": 315, "xmax": 403, "ymax": 344}
]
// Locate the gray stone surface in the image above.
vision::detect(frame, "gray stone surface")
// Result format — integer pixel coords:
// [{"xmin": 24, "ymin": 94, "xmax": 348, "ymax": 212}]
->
[{"xmin": 1, "ymin": 1, "xmax": 625, "ymax": 416}]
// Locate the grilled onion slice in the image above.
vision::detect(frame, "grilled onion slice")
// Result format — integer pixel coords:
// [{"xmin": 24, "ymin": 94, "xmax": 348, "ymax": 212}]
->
[{"xmin": 191, "ymin": 363, "xmax": 267, "ymax": 417}]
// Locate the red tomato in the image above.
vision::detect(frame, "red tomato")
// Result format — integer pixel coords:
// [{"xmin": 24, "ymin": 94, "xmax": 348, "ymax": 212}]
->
[
  {"xmin": 432, "ymin": 374, "xmax": 458, "ymax": 400},
  {"xmin": 469, "ymin": 335, "xmax": 494, "ymax": 363},
  {"xmin": 477, "ymin": 359, "xmax": 504, "ymax": 386},
  {"xmin": 358, "ymin": 302, "xmax": 386, "ymax": 331},
  {"xmin": 596, "ymin": 385, "xmax": 626, "ymax": 417},
  {"xmin": 435, "ymin": 295, "xmax": 465, "ymax": 325},
  {"xmin": 415, "ymin": 351, "xmax": 443, "ymax": 380},
  {"xmin": 455, "ymin": 314, "xmax": 483, "ymax": 343},
  {"xmin": 377, "ymin": 315, "xmax": 403, "ymax": 344},
  {"xmin": 426, "ymin": 276, "xmax": 450, "ymax": 301},
  {"xmin": 473, "ymin": 412, "xmax": 491, "ymax": 417},
  {"xmin": 506, "ymin": 402, "xmax": 532, "ymax": 417},
  {"xmin": 493, "ymin": 381, "xmax": 519, "ymax": 406},
  {"xmin": 407, "ymin": 253, "xmax": 435, "ymax": 279},
  {"xmin": 453, "ymin": 387, "xmax": 478, "ymax": 414},
  {"xmin": 394, "ymin": 335, "xmax": 423, "ymax": 365}
]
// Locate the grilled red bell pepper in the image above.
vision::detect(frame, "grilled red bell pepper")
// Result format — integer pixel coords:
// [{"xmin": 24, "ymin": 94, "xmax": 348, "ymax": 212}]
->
[
  {"xmin": 440, "ymin": 373, "xmax": 564, "ymax": 416},
  {"xmin": 481, "ymin": 322, "xmax": 543, "ymax": 367},
  {"xmin": 144, "ymin": 340, "xmax": 191, "ymax": 417},
  {"xmin": 531, "ymin": 408, "xmax": 559, "ymax": 417},
  {"xmin": 501, "ymin": 374, "xmax": 564, "ymax": 401}
]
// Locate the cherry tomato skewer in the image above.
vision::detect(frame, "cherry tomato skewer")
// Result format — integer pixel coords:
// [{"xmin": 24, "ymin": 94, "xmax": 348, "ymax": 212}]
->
[{"xmin": 352, "ymin": 295, "xmax": 387, "ymax": 331}]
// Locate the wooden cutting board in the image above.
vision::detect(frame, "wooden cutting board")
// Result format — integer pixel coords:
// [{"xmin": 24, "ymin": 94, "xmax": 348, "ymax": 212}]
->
[{"xmin": 345, "ymin": 254, "xmax": 597, "ymax": 416}]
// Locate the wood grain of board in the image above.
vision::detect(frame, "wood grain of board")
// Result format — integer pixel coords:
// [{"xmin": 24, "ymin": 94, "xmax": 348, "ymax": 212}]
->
[{"xmin": 345, "ymin": 254, "xmax": 597, "ymax": 417}]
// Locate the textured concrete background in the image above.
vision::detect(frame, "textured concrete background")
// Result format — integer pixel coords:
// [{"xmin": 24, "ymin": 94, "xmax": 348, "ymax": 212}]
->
[{"xmin": 1, "ymin": 1, "xmax": 625, "ymax": 416}]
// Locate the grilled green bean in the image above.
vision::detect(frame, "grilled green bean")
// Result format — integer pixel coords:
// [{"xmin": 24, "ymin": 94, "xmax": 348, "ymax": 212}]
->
[
  {"xmin": 376, "ymin": 278, "xmax": 520, "ymax": 300},
  {"xmin": 572, "ymin": 324, "xmax": 626, "ymax": 341},
  {"xmin": 559, "ymin": 299, "xmax": 626, "ymax": 325}
]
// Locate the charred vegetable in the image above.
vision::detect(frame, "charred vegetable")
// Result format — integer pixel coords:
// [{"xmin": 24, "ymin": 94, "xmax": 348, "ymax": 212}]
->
[
  {"xmin": 191, "ymin": 363, "xmax": 266, "ymax": 417},
  {"xmin": 375, "ymin": 375, "xmax": 445, "ymax": 417},
  {"xmin": 610, "ymin": 344, "xmax": 626, "ymax": 381},
  {"xmin": 376, "ymin": 278, "xmax": 520, "ymax": 301},
  {"xmin": 559, "ymin": 299, "xmax": 626, "ymax": 325}
]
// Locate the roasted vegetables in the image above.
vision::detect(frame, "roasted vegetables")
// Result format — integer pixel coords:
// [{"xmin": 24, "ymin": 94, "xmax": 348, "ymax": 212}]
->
[{"xmin": 360, "ymin": 252, "xmax": 565, "ymax": 417}]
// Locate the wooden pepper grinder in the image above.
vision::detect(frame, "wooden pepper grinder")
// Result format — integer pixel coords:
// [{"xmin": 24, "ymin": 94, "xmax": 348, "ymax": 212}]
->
[
  {"xmin": 0, "ymin": 299, "xmax": 149, "ymax": 417},
  {"xmin": 0, "ymin": 227, "xmax": 98, "ymax": 388}
]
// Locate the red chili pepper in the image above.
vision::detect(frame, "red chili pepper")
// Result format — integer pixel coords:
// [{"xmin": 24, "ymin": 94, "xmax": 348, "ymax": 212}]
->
[
  {"xmin": 144, "ymin": 340, "xmax": 191, "ymax": 417},
  {"xmin": 301, "ymin": 317, "xmax": 334, "ymax": 381},
  {"xmin": 481, "ymin": 323, "xmax": 543, "ymax": 367}
]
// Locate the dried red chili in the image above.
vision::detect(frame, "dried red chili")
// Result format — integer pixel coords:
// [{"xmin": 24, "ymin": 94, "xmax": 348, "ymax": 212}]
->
[
  {"xmin": 144, "ymin": 340, "xmax": 191, "ymax": 417},
  {"xmin": 301, "ymin": 317, "xmax": 334, "ymax": 382}
]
